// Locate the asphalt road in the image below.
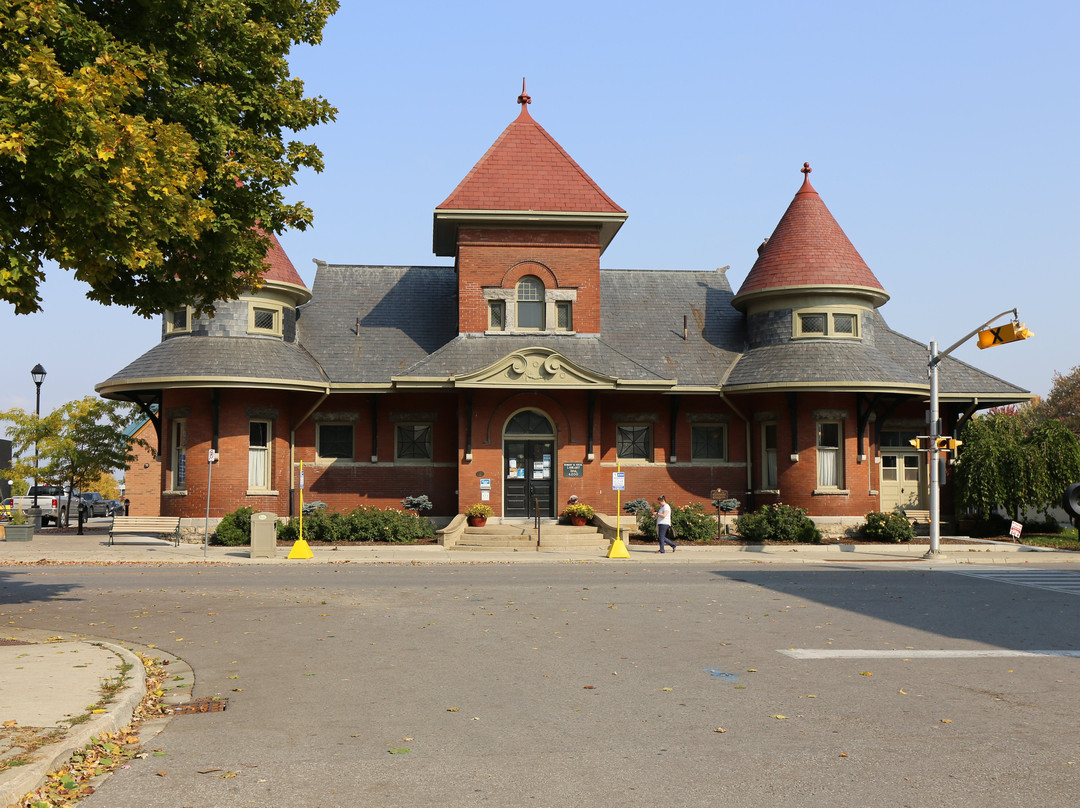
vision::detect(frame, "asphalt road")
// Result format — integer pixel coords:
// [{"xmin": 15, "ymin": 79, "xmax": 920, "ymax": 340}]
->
[{"xmin": 2, "ymin": 562, "xmax": 1078, "ymax": 808}]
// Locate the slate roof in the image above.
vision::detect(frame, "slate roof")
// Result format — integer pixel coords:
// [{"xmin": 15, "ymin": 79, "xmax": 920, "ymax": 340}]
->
[
  {"xmin": 299, "ymin": 265, "xmax": 743, "ymax": 388},
  {"xmin": 97, "ymin": 336, "xmax": 328, "ymax": 394},
  {"xmin": 437, "ymin": 96, "xmax": 624, "ymax": 215},
  {"xmin": 723, "ymin": 311, "xmax": 1028, "ymax": 398},
  {"xmin": 733, "ymin": 165, "xmax": 886, "ymax": 307}
]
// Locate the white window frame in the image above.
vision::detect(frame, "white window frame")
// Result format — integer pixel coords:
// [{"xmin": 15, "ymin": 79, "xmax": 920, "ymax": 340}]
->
[
  {"xmin": 316, "ymin": 423, "xmax": 354, "ymax": 462},
  {"xmin": 516, "ymin": 276, "xmax": 545, "ymax": 331},
  {"xmin": 170, "ymin": 419, "xmax": 187, "ymax": 491},
  {"xmin": 761, "ymin": 422, "xmax": 778, "ymax": 490},
  {"xmin": 248, "ymin": 419, "xmax": 272, "ymax": 492},
  {"xmin": 815, "ymin": 421, "xmax": 845, "ymax": 490}
]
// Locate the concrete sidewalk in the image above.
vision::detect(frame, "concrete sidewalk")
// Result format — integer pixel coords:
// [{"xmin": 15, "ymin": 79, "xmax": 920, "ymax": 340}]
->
[
  {"xmin": 3, "ymin": 526, "xmax": 1079, "ymax": 566},
  {"xmin": 1, "ymin": 526, "xmax": 1076, "ymax": 804}
]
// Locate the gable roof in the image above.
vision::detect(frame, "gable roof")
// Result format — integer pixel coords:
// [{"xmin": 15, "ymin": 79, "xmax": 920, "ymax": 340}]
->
[{"xmin": 733, "ymin": 164, "xmax": 887, "ymax": 310}]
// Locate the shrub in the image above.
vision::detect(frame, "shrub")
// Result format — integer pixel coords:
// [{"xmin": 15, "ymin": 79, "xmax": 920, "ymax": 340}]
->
[
  {"xmin": 623, "ymin": 498, "xmax": 650, "ymax": 515},
  {"xmin": 735, "ymin": 503, "xmax": 822, "ymax": 543},
  {"xmin": 401, "ymin": 495, "xmax": 433, "ymax": 513},
  {"xmin": 861, "ymin": 510, "xmax": 914, "ymax": 543},
  {"xmin": 213, "ymin": 506, "xmax": 254, "ymax": 546},
  {"xmin": 634, "ymin": 501, "xmax": 719, "ymax": 543},
  {"xmin": 276, "ymin": 506, "xmax": 435, "ymax": 543}
]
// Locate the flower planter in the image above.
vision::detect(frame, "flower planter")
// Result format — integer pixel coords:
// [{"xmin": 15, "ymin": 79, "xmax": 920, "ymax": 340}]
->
[
  {"xmin": 569, "ymin": 516, "xmax": 588, "ymax": 526},
  {"xmin": 3, "ymin": 524, "xmax": 34, "ymax": 542},
  {"xmin": 467, "ymin": 516, "xmax": 488, "ymax": 527}
]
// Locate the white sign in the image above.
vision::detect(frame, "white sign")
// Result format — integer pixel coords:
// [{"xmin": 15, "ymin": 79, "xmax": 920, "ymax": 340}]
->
[
  {"xmin": 299, "ymin": 467, "xmax": 305, "ymax": 489},
  {"xmin": 612, "ymin": 471, "xmax": 625, "ymax": 491},
  {"xmin": 1010, "ymin": 521, "xmax": 1023, "ymax": 539},
  {"xmin": 208, "ymin": 449, "xmax": 218, "ymax": 463},
  {"xmin": 481, "ymin": 490, "xmax": 490, "ymax": 501},
  {"xmin": 480, "ymin": 478, "xmax": 491, "ymax": 490}
]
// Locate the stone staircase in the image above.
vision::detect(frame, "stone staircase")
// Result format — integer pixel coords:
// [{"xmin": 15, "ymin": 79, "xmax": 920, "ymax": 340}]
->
[{"xmin": 449, "ymin": 521, "xmax": 611, "ymax": 552}]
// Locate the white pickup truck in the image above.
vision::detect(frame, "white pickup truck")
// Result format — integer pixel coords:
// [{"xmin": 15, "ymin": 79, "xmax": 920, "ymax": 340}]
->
[{"xmin": 10, "ymin": 485, "xmax": 78, "ymax": 526}]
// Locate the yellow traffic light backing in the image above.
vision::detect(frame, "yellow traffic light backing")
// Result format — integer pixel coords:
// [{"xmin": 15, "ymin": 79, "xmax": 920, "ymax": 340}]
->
[{"xmin": 977, "ymin": 321, "xmax": 1033, "ymax": 349}]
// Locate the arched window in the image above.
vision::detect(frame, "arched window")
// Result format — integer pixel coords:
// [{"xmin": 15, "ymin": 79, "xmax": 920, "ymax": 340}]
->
[{"xmin": 516, "ymin": 276, "xmax": 545, "ymax": 330}]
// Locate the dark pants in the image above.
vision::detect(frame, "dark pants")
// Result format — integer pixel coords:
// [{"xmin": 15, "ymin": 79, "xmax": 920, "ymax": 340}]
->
[{"xmin": 657, "ymin": 523, "xmax": 677, "ymax": 553}]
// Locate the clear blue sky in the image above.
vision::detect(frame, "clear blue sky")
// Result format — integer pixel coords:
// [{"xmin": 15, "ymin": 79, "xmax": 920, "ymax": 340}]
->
[{"xmin": 2, "ymin": 0, "xmax": 1076, "ymax": 424}]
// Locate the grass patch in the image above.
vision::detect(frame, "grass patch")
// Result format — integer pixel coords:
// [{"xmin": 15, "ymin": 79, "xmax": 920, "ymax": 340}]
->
[{"xmin": 1019, "ymin": 529, "xmax": 1080, "ymax": 551}]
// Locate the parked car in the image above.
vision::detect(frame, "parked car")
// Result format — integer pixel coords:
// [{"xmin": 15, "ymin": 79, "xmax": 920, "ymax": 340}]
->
[
  {"xmin": 103, "ymin": 499, "xmax": 126, "ymax": 516},
  {"xmin": 10, "ymin": 485, "xmax": 77, "ymax": 526},
  {"xmin": 78, "ymin": 492, "xmax": 111, "ymax": 518}
]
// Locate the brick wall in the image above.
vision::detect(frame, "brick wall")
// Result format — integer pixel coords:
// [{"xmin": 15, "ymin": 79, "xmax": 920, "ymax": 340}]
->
[{"xmin": 124, "ymin": 419, "xmax": 160, "ymax": 516}]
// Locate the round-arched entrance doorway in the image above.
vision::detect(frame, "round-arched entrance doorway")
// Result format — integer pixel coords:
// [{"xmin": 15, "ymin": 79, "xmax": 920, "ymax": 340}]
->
[{"xmin": 503, "ymin": 409, "xmax": 555, "ymax": 518}]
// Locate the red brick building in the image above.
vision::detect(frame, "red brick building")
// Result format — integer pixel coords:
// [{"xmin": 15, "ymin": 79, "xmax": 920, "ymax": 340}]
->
[{"xmin": 98, "ymin": 90, "xmax": 1029, "ymax": 530}]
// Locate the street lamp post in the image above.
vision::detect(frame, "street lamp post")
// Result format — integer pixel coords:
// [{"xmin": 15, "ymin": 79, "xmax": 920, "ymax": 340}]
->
[
  {"xmin": 30, "ymin": 364, "xmax": 46, "ymax": 529},
  {"xmin": 925, "ymin": 309, "xmax": 1027, "ymax": 557}
]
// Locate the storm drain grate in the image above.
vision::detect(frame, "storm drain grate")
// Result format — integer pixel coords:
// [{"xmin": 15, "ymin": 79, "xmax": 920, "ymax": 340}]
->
[{"xmin": 168, "ymin": 697, "xmax": 228, "ymax": 715}]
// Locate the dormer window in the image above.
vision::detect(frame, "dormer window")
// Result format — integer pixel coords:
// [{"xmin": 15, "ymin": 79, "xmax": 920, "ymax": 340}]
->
[
  {"xmin": 794, "ymin": 308, "xmax": 861, "ymax": 340},
  {"xmin": 516, "ymin": 276, "xmax": 545, "ymax": 330}
]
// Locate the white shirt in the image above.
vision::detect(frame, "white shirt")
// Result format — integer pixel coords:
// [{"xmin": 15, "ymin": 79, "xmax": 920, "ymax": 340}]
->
[{"xmin": 656, "ymin": 503, "xmax": 671, "ymax": 525}]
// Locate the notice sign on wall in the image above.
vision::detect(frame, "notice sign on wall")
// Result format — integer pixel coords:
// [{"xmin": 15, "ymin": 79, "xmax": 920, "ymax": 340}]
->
[{"xmin": 563, "ymin": 463, "xmax": 583, "ymax": 478}]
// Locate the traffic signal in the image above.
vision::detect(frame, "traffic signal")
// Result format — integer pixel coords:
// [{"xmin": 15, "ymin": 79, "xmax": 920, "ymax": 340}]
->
[
  {"xmin": 935, "ymin": 437, "xmax": 962, "ymax": 452},
  {"xmin": 977, "ymin": 321, "xmax": 1033, "ymax": 349},
  {"xmin": 908, "ymin": 436, "xmax": 933, "ymax": 451}
]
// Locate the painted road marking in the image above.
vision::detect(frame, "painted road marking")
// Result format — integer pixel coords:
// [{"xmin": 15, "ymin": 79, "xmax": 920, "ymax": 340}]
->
[
  {"xmin": 779, "ymin": 649, "xmax": 1080, "ymax": 659},
  {"xmin": 946, "ymin": 569, "xmax": 1080, "ymax": 596}
]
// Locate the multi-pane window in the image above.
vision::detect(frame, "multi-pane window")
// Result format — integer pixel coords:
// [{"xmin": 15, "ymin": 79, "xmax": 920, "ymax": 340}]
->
[
  {"xmin": 248, "ymin": 420, "xmax": 271, "ymax": 490},
  {"xmin": 691, "ymin": 425, "xmax": 727, "ymax": 461},
  {"xmin": 316, "ymin": 424, "xmax": 354, "ymax": 461},
  {"xmin": 816, "ymin": 421, "xmax": 843, "ymax": 488},
  {"xmin": 762, "ymin": 423, "xmax": 778, "ymax": 489},
  {"xmin": 489, "ymin": 300, "xmax": 506, "ymax": 331},
  {"xmin": 556, "ymin": 301, "xmax": 573, "ymax": 331},
  {"xmin": 617, "ymin": 425, "xmax": 652, "ymax": 461},
  {"xmin": 170, "ymin": 420, "xmax": 187, "ymax": 491},
  {"xmin": 396, "ymin": 424, "xmax": 433, "ymax": 461},
  {"xmin": 253, "ymin": 308, "xmax": 276, "ymax": 331},
  {"xmin": 516, "ymin": 276, "xmax": 545, "ymax": 330},
  {"xmin": 796, "ymin": 311, "xmax": 860, "ymax": 339}
]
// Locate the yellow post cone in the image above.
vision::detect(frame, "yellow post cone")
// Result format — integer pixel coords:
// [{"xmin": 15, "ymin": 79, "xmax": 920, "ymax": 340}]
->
[
  {"xmin": 287, "ymin": 537, "xmax": 314, "ymax": 559},
  {"xmin": 607, "ymin": 537, "xmax": 630, "ymax": 559}
]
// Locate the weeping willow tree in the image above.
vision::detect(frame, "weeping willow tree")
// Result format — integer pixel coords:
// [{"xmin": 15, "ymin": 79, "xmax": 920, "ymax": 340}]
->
[{"xmin": 956, "ymin": 413, "xmax": 1080, "ymax": 520}]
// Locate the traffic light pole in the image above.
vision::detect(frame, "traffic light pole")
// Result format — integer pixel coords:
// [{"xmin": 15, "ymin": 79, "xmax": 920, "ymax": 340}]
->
[{"xmin": 926, "ymin": 308, "xmax": 1020, "ymax": 556}]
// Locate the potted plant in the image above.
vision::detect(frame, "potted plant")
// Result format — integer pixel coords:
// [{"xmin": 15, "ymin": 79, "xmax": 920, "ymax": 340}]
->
[
  {"xmin": 3, "ymin": 506, "xmax": 34, "ymax": 542},
  {"xmin": 562, "ymin": 502, "xmax": 595, "ymax": 526},
  {"xmin": 464, "ymin": 503, "xmax": 493, "ymax": 527}
]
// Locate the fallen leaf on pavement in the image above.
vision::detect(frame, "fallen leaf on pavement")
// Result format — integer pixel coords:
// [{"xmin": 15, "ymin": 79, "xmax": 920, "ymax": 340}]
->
[{"xmin": 714, "ymin": 727, "xmax": 727, "ymax": 733}]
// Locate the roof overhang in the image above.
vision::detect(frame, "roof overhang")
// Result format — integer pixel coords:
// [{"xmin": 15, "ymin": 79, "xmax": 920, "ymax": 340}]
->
[
  {"xmin": 433, "ymin": 209, "xmax": 628, "ymax": 257},
  {"xmin": 731, "ymin": 283, "xmax": 890, "ymax": 313}
]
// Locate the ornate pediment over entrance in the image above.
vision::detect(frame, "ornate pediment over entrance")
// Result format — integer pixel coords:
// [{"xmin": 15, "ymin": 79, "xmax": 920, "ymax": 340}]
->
[{"xmin": 455, "ymin": 346, "xmax": 617, "ymax": 388}]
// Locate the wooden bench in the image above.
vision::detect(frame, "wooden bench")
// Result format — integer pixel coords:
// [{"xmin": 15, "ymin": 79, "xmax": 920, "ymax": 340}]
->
[{"xmin": 109, "ymin": 516, "xmax": 182, "ymax": 547}]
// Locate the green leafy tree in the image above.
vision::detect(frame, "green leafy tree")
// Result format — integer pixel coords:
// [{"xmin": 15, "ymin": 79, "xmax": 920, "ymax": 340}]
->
[
  {"xmin": 1, "ymin": 0, "xmax": 338, "ymax": 315},
  {"xmin": 1044, "ymin": 365, "xmax": 1080, "ymax": 438},
  {"xmin": 1, "ymin": 397, "xmax": 145, "ymax": 524},
  {"xmin": 956, "ymin": 412, "xmax": 1080, "ymax": 520}
]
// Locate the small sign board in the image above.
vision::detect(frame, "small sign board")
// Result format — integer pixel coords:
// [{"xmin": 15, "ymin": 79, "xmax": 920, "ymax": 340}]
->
[
  {"xmin": 563, "ymin": 463, "xmax": 583, "ymax": 478},
  {"xmin": 208, "ymin": 449, "xmax": 218, "ymax": 463},
  {"xmin": 480, "ymin": 478, "xmax": 491, "ymax": 490},
  {"xmin": 710, "ymin": 488, "xmax": 728, "ymax": 501},
  {"xmin": 1009, "ymin": 521, "xmax": 1023, "ymax": 539},
  {"xmin": 612, "ymin": 471, "xmax": 625, "ymax": 491}
]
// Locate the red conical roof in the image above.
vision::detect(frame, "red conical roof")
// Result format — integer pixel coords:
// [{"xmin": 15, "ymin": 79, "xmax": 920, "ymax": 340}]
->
[
  {"xmin": 437, "ymin": 87, "xmax": 624, "ymax": 215},
  {"xmin": 259, "ymin": 230, "xmax": 306, "ymax": 289},
  {"xmin": 734, "ymin": 164, "xmax": 887, "ymax": 308}
]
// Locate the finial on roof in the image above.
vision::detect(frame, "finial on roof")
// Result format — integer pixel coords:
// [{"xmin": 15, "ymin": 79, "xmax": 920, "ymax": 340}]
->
[
  {"xmin": 517, "ymin": 78, "xmax": 531, "ymax": 106},
  {"xmin": 801, "ymin": 162, "xmax": 812, "ymax": 176}
]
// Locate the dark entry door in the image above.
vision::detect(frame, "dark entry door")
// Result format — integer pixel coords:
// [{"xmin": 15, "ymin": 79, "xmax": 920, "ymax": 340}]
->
[{"xmin": 504, "ymin": 439, "xmax": 555, "ymax": 518}]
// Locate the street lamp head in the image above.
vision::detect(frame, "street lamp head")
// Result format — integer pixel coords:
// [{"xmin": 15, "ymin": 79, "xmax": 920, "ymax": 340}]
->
[{"xmin": 30, "ymin": 364, "xmax": 46, "ymax": 387}]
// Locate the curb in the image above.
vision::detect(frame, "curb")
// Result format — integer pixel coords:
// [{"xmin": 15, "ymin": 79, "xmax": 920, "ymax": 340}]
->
[{"xmin": 0, "ymin": 642, "xmax": 146, "ymax": 808}]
